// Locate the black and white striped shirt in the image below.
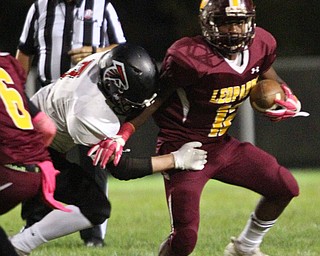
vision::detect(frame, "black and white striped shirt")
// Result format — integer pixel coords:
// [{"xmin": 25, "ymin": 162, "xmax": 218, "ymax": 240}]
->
[{"xmin": 18, "ymin": 0, "xmax": 126, "ymax": 84}]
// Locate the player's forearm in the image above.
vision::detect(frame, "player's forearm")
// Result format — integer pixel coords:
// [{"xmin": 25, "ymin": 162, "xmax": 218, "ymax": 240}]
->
[
  {"xmin": 129, "ymin": 84, "xmax": 177, "ymax": 129},
  {"xmin": 129, "ymin": 98, "xmax": 162, "ymax": 129},
  {"xmin": 68, "ymin": 44, "xmax": 118, "ymax": 64},
  {"xmin": 261, "ymin": 66, "xmax": 285, "ymax": 84},
  {"xmin": 108, "ymin": 156, "xmax": 153, "ymax": 180},
  {"xmin": 107, "ymin": 153, "xmax": 174, "ymax": 181},
  {"xmin": 151, "ymin": 154, "xmax": 175, "ymax": 173},
  {"xmin": 96, "ymin": 44, "xmax": 118, "ymax": 53},
  {"xmin": 16, "ymin": 50, "xmax": 32, "ymax": 74}
]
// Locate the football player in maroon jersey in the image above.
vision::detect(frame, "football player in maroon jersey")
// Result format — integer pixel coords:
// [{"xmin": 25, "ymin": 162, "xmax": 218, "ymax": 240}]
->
[
  {"xmin": 0, "ymin": 52, "xmax": 70, "ymax": 255},
  {"xmin": 89, "ymin": 1, "xmax": 308, "ymax": 255}
]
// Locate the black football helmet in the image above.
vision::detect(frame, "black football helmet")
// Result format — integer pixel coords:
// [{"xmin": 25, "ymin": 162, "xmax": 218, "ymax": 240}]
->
[
  {"xmin": 199, "ymin": 0, "xmax": 256, "ymax": 55},
  {"xmin": 98, "ymin": 43, "xmax": 159, "ymax": 115}
]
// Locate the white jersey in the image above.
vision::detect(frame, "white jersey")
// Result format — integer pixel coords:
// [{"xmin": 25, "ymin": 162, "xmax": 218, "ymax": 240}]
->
[{"xmin": 31, "ymin": 52, "xmax": 120, "ymax": 153}]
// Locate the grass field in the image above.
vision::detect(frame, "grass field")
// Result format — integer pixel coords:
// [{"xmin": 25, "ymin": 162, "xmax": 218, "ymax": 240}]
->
[{"xmin": 1, "ymin": 169, "xmax": 319, "ymax": 255}]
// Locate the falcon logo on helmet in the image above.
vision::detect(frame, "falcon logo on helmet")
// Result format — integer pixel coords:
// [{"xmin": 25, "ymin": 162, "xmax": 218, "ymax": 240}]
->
[{"xmin": 103, "ymin": 60, "xmax": 129, "ymax": 93}]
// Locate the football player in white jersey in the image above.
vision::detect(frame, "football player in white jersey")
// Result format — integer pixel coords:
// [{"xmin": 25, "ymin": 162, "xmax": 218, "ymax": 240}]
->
[{"xmin": 10, "ymin": 43, "xmax": 207, "ymax": 255}]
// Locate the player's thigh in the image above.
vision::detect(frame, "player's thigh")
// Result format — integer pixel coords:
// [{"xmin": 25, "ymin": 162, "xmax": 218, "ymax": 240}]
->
[
  {"xmin": 54, "ymin": 162, "xmax": 102, "ymax": 203},
  {"xmin": 159, "ymin": 140, "xmax": 210, "ymax": 211},
  {"xmin": 165, "ymin": 170, "xmax": 208, "ymax": 227},
  {"xmin": 0, "ymin": 167, "xmax": 41, "ymax": 214},
  {"xmin": 52, "ymin": 155, "xmax": 109, "ymax": 220},
  {"xmin": 213, "ymin": 139, "xmax": 297, "ymax": 197},
  {"xmin": 49, "ymin": 147, "xmax": 100, "ymax": 203}
]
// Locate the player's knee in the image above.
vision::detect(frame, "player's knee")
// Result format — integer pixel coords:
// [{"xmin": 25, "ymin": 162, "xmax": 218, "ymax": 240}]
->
[
  {"xmin": 79, "ymin": 200, "xmax": 111, "ymax": 225},
  {"xmin": 172, "ymin": 228, "xmax": 198, "ymax": 255},
  {"xmin": 279, "ymin": 167, "xmax": 299, "ymax": 198},
  {"xmin": 83, "ymin": 207, "xmax": 110, "ymax": 225}
]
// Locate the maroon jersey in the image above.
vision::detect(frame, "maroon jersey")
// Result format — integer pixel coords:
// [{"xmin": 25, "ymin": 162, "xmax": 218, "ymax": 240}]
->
[
  {"xmin": 154, "ymin": 28, "xmax": 299, "ymax": 256},
  {"xmin": 0, "ymin": 53, "xmax": 50, "ymax": 164},
  {"xmin": 154, "ymin": 27, "xmax": 276, "ymax": 143}
]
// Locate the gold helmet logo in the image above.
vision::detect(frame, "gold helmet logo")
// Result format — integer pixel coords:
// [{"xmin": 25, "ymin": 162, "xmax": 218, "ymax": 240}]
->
[{"xmin": 199, "ymin": 0, "xmax": 209, "ymax": 10}]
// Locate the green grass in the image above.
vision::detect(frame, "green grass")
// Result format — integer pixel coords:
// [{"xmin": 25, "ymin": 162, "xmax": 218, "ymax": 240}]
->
[{"xmin": 1, "ymin": 169, "xmax": 320, "ymax": 255}]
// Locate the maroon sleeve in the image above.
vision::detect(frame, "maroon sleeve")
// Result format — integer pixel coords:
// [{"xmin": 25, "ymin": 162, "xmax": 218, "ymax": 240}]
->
[
  {"xmin": 160, "ymin": 37, "xmax": 200, "ymax": 92},
  {"xmin": 253, "ymin": 27, "xmax": 277, "ymax": 73}
]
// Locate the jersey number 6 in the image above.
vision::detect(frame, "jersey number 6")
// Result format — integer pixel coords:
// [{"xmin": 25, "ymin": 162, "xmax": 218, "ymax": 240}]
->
[{"xmin": 0, "ymin": 68, "xmax": 33, "ymax": 130}]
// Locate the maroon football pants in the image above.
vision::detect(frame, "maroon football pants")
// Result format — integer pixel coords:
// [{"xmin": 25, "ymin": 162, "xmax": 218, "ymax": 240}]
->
[
  {"xmin": 158, "ymin": 136, "xmax": 299, "ymax": 255},
  {"xmin": 0, "ymin": 166, "xmax": 41, "ymax": 215}
]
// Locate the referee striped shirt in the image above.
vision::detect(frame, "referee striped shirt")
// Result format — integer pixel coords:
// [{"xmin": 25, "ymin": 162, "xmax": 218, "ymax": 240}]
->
[{"xmin": 18, "ymin": 0, "xmax": 126, "ymax": 85}]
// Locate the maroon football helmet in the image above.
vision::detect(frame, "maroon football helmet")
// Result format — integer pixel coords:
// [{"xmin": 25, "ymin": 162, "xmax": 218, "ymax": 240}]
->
[{"xmin": 199, "ymin": 0, "xmax": 256, "ymax": 55}]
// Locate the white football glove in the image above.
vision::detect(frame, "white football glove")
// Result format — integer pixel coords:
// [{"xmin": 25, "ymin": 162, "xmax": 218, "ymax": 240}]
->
[{"xmin": 171, "ymin": 141, "xmax": 207, "ymax": 171}]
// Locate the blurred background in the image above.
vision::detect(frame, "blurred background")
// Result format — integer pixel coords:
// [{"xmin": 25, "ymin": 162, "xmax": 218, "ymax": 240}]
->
[
  {"xmin": 1, "ymin": 1, "xmax": 320, "ymax": 59},
  {"xmin": 1, "ymin": 0, "xmax": 319, "ymax": 168}
]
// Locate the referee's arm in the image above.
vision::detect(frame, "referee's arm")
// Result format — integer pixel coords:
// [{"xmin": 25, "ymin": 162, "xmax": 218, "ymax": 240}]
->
[
  {"xmin": 16, "ymin": 2, "xmax": 37, "ymax": 74},
  {"xmin": 68, "ymin": 44, "xmax": 118, "ymax": 64}
]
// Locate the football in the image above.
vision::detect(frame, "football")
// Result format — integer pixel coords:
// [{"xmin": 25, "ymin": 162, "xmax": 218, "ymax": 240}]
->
[{"xmin": 249, "ymin": 79, "xmax": 285, "ymax": 112}]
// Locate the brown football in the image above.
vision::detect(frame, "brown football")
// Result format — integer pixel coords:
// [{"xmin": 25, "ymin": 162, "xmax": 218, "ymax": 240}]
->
[{"xmin": 250, "ymin": 79, "xmax": 285, "ymax": 113}]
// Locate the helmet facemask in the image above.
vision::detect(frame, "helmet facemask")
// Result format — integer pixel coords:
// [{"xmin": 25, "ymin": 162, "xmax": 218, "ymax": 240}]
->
[
  {"xmin": 200, "ymin": 0, "xmax": 256, "ymax": 55},
  {"xmin": 98, "ymin": 77, "xmax": 157, "ymax": 116}
]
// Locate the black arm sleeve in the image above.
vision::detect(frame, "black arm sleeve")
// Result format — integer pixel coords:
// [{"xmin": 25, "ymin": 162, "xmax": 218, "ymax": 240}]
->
[
  {"xmin": 107, "ymin": 155, "xmax": 153, "ymax": 181},
  {"xmin": 25, "ymin": 94, "xmax": 40, "ymax": 118}
]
